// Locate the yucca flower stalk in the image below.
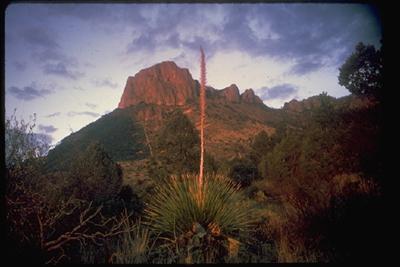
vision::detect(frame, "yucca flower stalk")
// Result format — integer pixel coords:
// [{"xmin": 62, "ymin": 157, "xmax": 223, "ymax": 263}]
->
[{"xmin": 198, "ymin": 47, "xmax": 206, "ymax": 205}]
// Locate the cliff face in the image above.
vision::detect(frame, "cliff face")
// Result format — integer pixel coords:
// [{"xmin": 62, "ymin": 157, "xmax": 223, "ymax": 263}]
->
[
  {"xmin": 240, "ymin": 89, "xmax": 264, "ymax": 104},
  {"xmin": 219, "ymin": 84, "xmax": 241, "ymax": 103},
  {"xmin": 118, "ymin": 61, "xmax": 197, "ymax": 108},
  {"xmin": 118, "ymin": 61, "xmax": 265, "ymax": 108}
]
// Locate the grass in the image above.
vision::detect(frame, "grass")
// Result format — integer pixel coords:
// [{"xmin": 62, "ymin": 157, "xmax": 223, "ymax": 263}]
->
[{"xmin": 110, "ymin": 218, "xmax": 151, "ymax": 264}]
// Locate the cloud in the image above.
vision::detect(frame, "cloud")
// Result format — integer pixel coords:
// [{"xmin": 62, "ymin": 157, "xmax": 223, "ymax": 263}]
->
[
  {"xmin": 43, "ymin": 62, "xmax": 84, "ymax": 80},
  {"xmin": 14, "ymin": 61, "xmax": 27, "ymax": 71},
  {"xmin": 45, "ymin": 112, "xmax": 61, "ymax": 118},
  {"xmin": 8, "ymin": 84, "xmax": 52, "ymax": 101},
  {"xmin": 22, "ymin": 27, "xmax": 59, "ymax": 49},
  {"xmin": 20, "ymin": 24, "xmax": 83, "ymax": 77},
  {"xmin": 32, "ymin": 48, "xmax": 69, "ymax": 63},
  {"xmin": 85, "ymin": 102, "xmax": 97, "ymax": 109},
  {"xmin": 67, "ymin": 111, "xmax": 100, "ymax": 118},
  {"xmin": 121, "ymin": 4, "xmax": 381, "ymax": 74},
  {"xmin": 289, "ymin": 60, "xmax": 325, "ymax": 76},
  {"xmin": 38, "ymin": 124, "xmax": 57, "ymax": 133},
  {"xmin": 258, "ymin": 84, "xmax": 298, "ymax": 100},
  {"xmin": 93, "ymin": 78, "xmax": 119, "ymax": 89}
]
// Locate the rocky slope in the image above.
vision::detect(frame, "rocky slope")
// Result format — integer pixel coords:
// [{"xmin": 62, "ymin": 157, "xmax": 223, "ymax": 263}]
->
[
  {"xmin": 117, "ymin": 61, "xmax": 273, "ymax": 160},
  {"xmin": 118, "ymin": 61, "xmax": 263, "ymax": 108}
]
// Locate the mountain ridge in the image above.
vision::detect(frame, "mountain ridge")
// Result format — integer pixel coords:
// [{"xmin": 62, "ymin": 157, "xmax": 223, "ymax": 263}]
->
[
  {"xmin": 46, "ymin": 60, "xmax": 364, "ymax": 171},
  {"xmin": 118, "ymin": 61, "xmax": 264, "ymax": 108}
]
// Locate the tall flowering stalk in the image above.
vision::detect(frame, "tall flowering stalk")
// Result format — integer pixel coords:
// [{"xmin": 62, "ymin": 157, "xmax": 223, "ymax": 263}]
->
[{"xmin": 198, "ymin": 47, "xmax": 206, "ymax": 203}]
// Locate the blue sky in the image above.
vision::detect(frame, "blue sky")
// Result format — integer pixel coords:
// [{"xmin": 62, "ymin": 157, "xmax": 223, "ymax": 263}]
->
[{"xmin": 5, "ymin": 3, "xmax": 382, "ymax": 146}]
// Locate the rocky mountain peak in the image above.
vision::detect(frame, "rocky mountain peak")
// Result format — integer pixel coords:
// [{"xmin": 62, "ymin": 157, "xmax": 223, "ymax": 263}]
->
[
  {"xmin": 118, "ymin": 61, "xmax": 197, "ymax": 108},
  {"xmin": 118, "ymin": 61, "xmax": 265, "ymax": 108},
  {"xmin": 219, "ymin": 84, "xmax": 240, "ymax": 103},
  {"xmin": 240, "ymin": 88, "xmax": 264, "ymax": 104}
]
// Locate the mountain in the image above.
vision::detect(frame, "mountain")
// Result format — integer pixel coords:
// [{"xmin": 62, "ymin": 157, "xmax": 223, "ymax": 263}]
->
[
  {"xmin": 118, "ymin": 61, "xmax": 263, "ymax": 108},
  {"xmin": 118, "ymin": 61, "xmax": 197, "ymax": 108},
  {"xmin": 46, "ymin": 60, "xmax": 361, "ymax": 172},
  {"xmin": 45, "ymin": 107, "xmax": 149, "ymax": 171},
  {"xmin": 117, "ymin": 61, "xmax": 274, "ymax": 160}
]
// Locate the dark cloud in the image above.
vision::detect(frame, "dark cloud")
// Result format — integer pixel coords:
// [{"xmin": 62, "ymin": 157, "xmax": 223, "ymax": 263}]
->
[
  {"xmin": 289, "ymin": 60, "xmax": 325, "ymax": 76},
  {"xmin": 45, "ymin": 112, "xmax": 61, "ymax": 118},
  {"xmin": 43, "ymin": 62, "xmax": 84, "ymax": 80},
  {"xmin": 93, "ymin": 79, "xmax": 119, "ymax": 89},
  {"xmin": 8, "ymin": 85, "xmax": 52, "ymax": 101},
  {"xmin": 38, "ymin": 124, "xmax": 57, "ymax": 133},
  {"xmin": 18, "ymin": 22, "xmax": 83, "ymax": 77},
  {"xmin": 121, "ymin": 4, "xmax": 381, "ymax": 74},
  {"xmin": 14, "ymin": 61, "xmax": 27, "ymax": 71},
  {"xmin": 32, "ymin": 48, "xmax": 68, "ymax": 63},
  {"xmin": 85, "ymin": 102, "xmax": 97, "ymax": 109},
  {"xmin": 67, "ymin": 111, "xmax": 100, "ymax": 118},
  {"xmin": 22, "ymin": 27, "xmax": 59, "ymax": 49},
  {"xmin": 258, "ymin": 84, "xmax": 298, "ymax": 100}
]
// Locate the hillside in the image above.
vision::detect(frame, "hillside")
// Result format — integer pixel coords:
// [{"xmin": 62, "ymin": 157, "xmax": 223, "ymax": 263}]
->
[
  {"xmin": 46, "ymin": 61, "xmax": 280, "ymax": 168},
  {"xmin": 45, "ymin": 61, "xmax": 371, "ymax": 173},
  {"xmin": 45, "ymin": 106, "xmax": 149, "ymax": 171}
]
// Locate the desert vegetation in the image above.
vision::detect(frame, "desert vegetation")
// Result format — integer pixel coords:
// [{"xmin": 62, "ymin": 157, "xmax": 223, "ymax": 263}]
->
[{"xmin": 4, "ymin": 42, "xmax": 385, "ymax": 263}]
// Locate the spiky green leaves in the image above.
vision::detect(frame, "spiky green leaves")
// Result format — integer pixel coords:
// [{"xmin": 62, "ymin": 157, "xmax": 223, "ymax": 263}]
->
[{"xmin": 144, "ymin": 174, "xmax": 253, "ymax": 239}]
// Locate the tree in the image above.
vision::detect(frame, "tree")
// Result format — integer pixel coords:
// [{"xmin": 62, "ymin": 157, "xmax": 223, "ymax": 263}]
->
[
  {"xmin": 227, "ymin": 158, "xmax": 259, "ymax": 187},
  {"xmin": 154, "ymin": 110, "xmax": 200, "ymax": 176},
  {"xmin": 69, "ymin": 142, "xmax": 123, "ymax": 202},
  {"xmin": 249, "ymin": 130, "xmax": 277, "ymax": 165},
  {"xmin": 338, "ymin": 42, "xmax": 383, "ymax": 99},
  {"xmin": 5, "ymin": 115, "xmax": 132, "ymax": 264}
]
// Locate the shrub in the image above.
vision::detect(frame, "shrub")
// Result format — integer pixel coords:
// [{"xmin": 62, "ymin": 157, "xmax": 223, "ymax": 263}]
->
[
  {"xmin": 227, "ymin": 158, "xmax": 259, "ymax": 187},
  {"xmin": 144, "ymin": 174, "xmax": 254, "ymax": 263},
  {"xmin": 68, "ymin": 142, "xmax": 123, "ymax": 202},
  {"xmin": 154, "ymin": 110, "xmax": 200, "ymax": 175},
  {"xmin": 101, "ymin": 185, "xmax": 144, "ymax": 218},
  {"xmin": 271, "ymin": 173, "xmax": 382, "ymax": 262},
  {"xmin": 110, "ymin": 219, "xmax": 150, "ymax": 264}
]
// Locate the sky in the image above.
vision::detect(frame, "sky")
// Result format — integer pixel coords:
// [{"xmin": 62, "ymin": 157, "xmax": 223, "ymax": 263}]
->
[{"xmin": 4, "ymin": 3, "xmax": 382, "ymax": 146}]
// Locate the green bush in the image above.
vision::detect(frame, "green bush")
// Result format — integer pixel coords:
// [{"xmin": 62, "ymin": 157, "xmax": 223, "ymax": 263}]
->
[
  {"xmin": 227, "ymin": 158, "xmax": 259, "ymax": 187},
  {"xmin": 144, "ymin": 174, "xmax": 254, "ymax": 263},
  {"xmin": 154, "ymin": 110, "xmax": 200, "ymax": 175},
  {"xmin": 145, "ymin": 174, "xmax": 252, "ymax": 236},
  {"xmin": 67, "ymin": 142, "xmax": 122, "ymax": 202}
]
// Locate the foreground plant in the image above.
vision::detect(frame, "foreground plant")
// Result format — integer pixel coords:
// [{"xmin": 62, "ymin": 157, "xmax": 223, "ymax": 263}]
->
[{"xmin": 144, "ymin": 174, "xmax": 254, "ymax": 263}]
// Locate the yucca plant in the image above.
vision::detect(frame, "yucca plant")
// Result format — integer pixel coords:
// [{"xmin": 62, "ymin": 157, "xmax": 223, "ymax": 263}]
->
[
  {"xmin": 145, "ymin": 174, "xmax": 252, "ymax": 236},
  {"xmin": 144, "ymin": 174, "xmax": 254, "ymax": 262}
]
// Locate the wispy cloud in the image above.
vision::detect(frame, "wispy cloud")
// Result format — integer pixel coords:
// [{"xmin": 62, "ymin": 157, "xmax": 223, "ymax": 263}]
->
[
  {"xmin": 67, "ymin": 111, "xmax": 100, "ymax": 118},
  {"xmin": 93, "ymin": 78, "xmax": 119, "ymax": 89},
  {"xmin": 43, "ymin": 62, "xmax": 84, "ymax": 80},
  {"xmin": 122, "ymin": 4, "xmax": 381, "ymax": 74},
  {"xmin": 45, "ymin": 112, "xmax": 61, "ymax": 118},
  {"xmin": 85, "ymin": 102, "xmax": 97, "ymax": 109},
  {"xmin": 14, "ymin": 61, "xmax": 27, "ymax": 71},
  {"xmin": 8, "ymin": 84, "xmax": 53, "ymax": 101},
  {"xmin": 258, "ymin": 84, "xmax": 298, "ymax": 100},
  {"xmin": 38, "ymin": 124, "xmax": 57, "ymax": 133},
  {"xmin": 23, "ymin": 26, "xmax": 59, "ymax": 49},
  {"xmin": 289, "ymin": 60, "xmax": 325, "ymax": 76}
]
